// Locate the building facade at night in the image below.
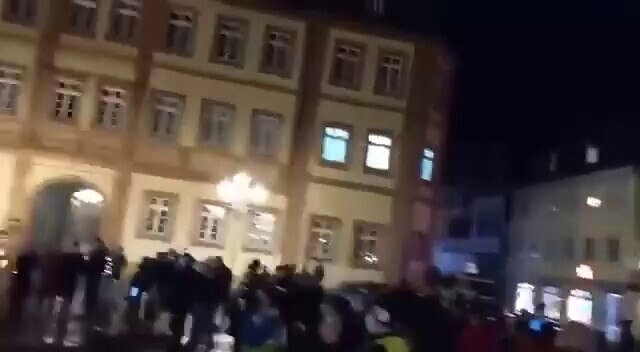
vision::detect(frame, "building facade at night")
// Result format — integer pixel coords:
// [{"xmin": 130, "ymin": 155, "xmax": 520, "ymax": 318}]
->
[
  {"xmin": 0, "ymin": 0, "xmax": 452, "ymax": 285},
  {"xmin": 508, "ymin": 166, "xmax": 639, "ymax": 340}
]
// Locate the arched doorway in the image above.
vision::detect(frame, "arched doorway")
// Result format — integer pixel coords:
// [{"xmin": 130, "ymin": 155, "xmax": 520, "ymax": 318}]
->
[{"xmin": 31, "ymin": 179, "xmax": 105, "ymax": 253}]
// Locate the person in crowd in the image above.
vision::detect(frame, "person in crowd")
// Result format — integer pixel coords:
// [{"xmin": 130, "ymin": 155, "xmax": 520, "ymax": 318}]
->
[
  {"xmin": 287, "ymin": 265, "xmax": 325, "ymax": 352},
  {"xmin": 241, "ymin": 259, "xmax": 264, "ymax": 290},
  {"xmin": 166, "ymin": 253, "xmax": 197, "ymax": 352},
  {"xmin": 8, "ymin": 243, "xmax": 39, "ymax": 328},
  {"xmin": 318, "ymin": 294, "xmax": 367, "ymax": 352},
  {"xmin": 364, "ymin": 302, "xmax": 410, "ymax": 352},
  {"xmin": 621, "ymin": 282, "xmax": 639, "ymax": 352},
  {"xmin": 458, "ymin": 300, "xmax": 498, "ymax": 352},
  {"xmin": 85, "ymin": 237, "xmax": 108, "ymax": 325},
  {"xmin": 110, "ymin": 245, "xmax": 128, "ymax": 281},
  {"xmin": 239, "ymin": 289, "xmax": 285, "ymax": 352}
]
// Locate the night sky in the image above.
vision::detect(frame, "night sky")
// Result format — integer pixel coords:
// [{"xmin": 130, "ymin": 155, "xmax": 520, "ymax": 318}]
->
[{"xmin": 391, "ymin": 0, "xmax": 640, "ymax": 185}]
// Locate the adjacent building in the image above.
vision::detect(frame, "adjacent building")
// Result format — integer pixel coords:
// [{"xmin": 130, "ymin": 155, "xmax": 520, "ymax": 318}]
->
[{"xmin": 0, "ymin": 0, "xmax": 452, "ymax": 285}]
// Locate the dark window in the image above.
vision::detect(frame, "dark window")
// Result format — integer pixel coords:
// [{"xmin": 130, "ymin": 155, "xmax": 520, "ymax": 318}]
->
[
  {"xmin": 607, "ymin": 238, "xmax": 620, "ymax": 263},
  {"xmin": 3, "ymin": 0, "xmax": 37, "ymax": 25},
  {"xmin": 585, "ymin": 237, "xmax": 595, "ymax": 261}
]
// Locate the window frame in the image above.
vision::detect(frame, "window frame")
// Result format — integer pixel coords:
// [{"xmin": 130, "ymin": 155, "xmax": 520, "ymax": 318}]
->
[
  {"xmin": 211, "ymin": 15, "xmax": 248, "ymax": 68},
  {"xmin": 107, "ymin": 0, "xmax": 141, "ymax": 44},
  {"xmin": 329, "ymin": 39, "xmax": 365, "ymax": 90},
  {"xmin": 149, "ymin": 90, "xmax": 184, "ymax": 142},
  {"xmin": 53, "ymin": 77, "xmax": 83, "ymax": 124},
  {"xmin": 138, "ymin": 191, "xmax": 178, "ymax": 242},
  {"xmin": 199, "ymin": 99, "xmax": 235, "ymax": 150},
  {"xmin": 193, "ymin": 200, "xmax": 228, "ymax": 248},
  {"xmin": 95, "ymin": 84, "xmax": 128, "ymax": 130},
  {"xmin": 420, "ymin": 146, "xmax": 436, "ymax": 182},
  {"xmin": 260, "ymin": 25, "xmax": 296, "ymax": 78},
  {"xmin": 307, "ymin": 215, "xmax": 341, "ymax": 262},
  {"xmin": 363, "ymin": 129, "xmax": 394, "ymax": 177},
  {"xmin": 67, "ymin": 0, "xmax": 99, "ymax": 37},
  {"xmin": 2, "ymin": 0, "xmax": 38, "ymax": 26},
  {"xmin": 319, "ymin": 122, "xmax": 353, "ymax": 169},
  {"xmin": 250, "ymin": 109, "xmax": 283, "ymax": 159},
  {"xmin": 352, "ymin": 220, "xmax": 384, "ymax": 269},
  {"xmin": 374, "ymin": 49, "xmax": 408, "ymax": 98},
  {"xmin": 164, "ymin": 6, "xmax": 197, "ymax": 57},
  {"xmin": 0, "ymin": 64, "xmax": 22, "ymax": 117},
  {"xmin": 244, "ymin": 206, "xmax": 278, "ymax": 254}
]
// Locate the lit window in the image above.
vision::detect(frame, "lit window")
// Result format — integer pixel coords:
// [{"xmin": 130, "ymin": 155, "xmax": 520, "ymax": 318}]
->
[
  {"xmin": 151, "ymin": 91, "xmax": 184, "ymax": 141},
  {"xmin": 97, "ymin": 86, "xmax": 127, "ymax": 129},
  {"xmin": 586, "ymin": 196, "xmax": 602, "ymax": 208},
  {"xmin": 54, "ymin": 78, "xmax": 83, "ymax": 122},
  {"xmin": 567, "ymin": 289, "xmax": 593, "ymax": 326},
  {"xmin": 586, "ymin": 145, "xmax": 599, "ymax": 164},
  {"xmin": 607, "ymin": 237, "xmax": 620, "ymax": 263},
  {"xmin": 514, "ymin": 283, "xmax": 535, "ymax": 314},
  {"xmin": 200, "ymin": 100, "xmax": 234, "ymax": 149},
  {"xmin": 262, "ymin": 27, "xmax": 293, "ymax": 76},
  {"xmin": 321, "ymin": 126, "xmax": 350, "ymax": 164},
  {"xmin": 308, "ymin": 216, "xmax": 340, "ymax": 262},
  {"xmin": 0, "ymin": 66, "xmax": 21, "ymax": 116},
  {"xmin": 166, "ymin": 8, "xmax": 195, "ymax": 56},
  {"xmin": 213, "ymin": 17, "xmax": 247, "ymax": 66},
  {"xmin": 543, "ymin": 287, "xmax": 563, "ymax": 320},
  {"xmin": 109, "ymin": 0, "xmax": 141, "ymax": 43},
  {"xmin": 353, "ymin": 220, "xmax": 382, "ymax": 268},
  {"xmin": 375, "ymin": 53, "xmax": 404, "ymax": 96},
  {"xmin": 199, "ymin": 203, "xmax": 226, "ymax": 244},
  {"xmin": 246, "ymin": 210, "xmax": 276, "ymax": 252},
  {"xmin": 420, "ymin": 147, "xmax": 435, "ymax": 181},
  {"xmin": 3, "ymin": 0, "xmax": 37, "ymax": 25},
  {"xmin": 365, "ymin": 133, "xmax": 392, "ymax": 172},
  {"xmin": 330, "ymin": 42, "xmax": 363, "ymax": 89},
  {"xmin": 368, "ymin": 0, "xmax": 385, "ymax": 15},
  {"xmin": 250, "ymin": 111, "xmax": 282, "ymax": 157},
  {"xmin": 143, "ymin": 195, "xmax": 174, "ymax": 238},
  {"xmin": 68, "ymin": 0, "xmax": 98, "ymax": 36}
]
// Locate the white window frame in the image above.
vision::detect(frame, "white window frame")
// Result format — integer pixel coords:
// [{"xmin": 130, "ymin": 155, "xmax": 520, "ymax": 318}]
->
[
  {"xmin": 376, "ymin": 53, "xmax": 404, "ymax": 96},
  {"xmin": 166, "ymin": 8, "xmax": 195, "ymax": 55},
  {"xmin": 262, "ymin": 27, "xmax": 293, "ymax": 76},
  {"xmin": 353, "ymin": 221, "xmax": 382, "ymax": 268},
  {"xmin": 200, "ymin": 100, "xmax": 234, "ymax": 148},
  {"xmin": 245, "ymin": 209, "xmax": 276, "ymax": 252},
  {"xmin": 251, "ymin": 111, "xmax": 282, "ymax": 157},
  {"xmin": 97, "ymin": 86, "xmax": 127, "ymax": 129},
  {"xmin": 0, "ymin": 66, "xmax": 21, "ymax": 116},
  {"xmin": 365, "ymin": 132, "xmax": 393, "ymax": 173},
  {"xmin": 141, "ymin": 193, "xmax": 175, "ymax": 239},
  {"xmin": 54, "ymin": 78, "xmax": 83, "ymax": 122},
  {"xmin": 331, "ymin": 42, "xmax": 363, "ymax": 88},
  {"xmin": 197, "ymin": 203, "xmax": 227, "ymax": 245},
  {"xmin": 214, "ymin": 17, "xmax": 246, "ymax": 65},
  {"xmin": 151, "ymin": 92, "xmax": 183, "ymax": 141},
  {"xmin": 109, "ymin": 0, "xmax": 141, "ymax": 42},
  {"xmin": 420, "ymin": 147, "xmax": 435, "ymax": 181},
  {"xmin": 69, "ymin": 0, "xmax": 98, "ymax": 35},
  {"xmin": 308, "ymin": 216, "xmax": 339, "ymax": 262}
]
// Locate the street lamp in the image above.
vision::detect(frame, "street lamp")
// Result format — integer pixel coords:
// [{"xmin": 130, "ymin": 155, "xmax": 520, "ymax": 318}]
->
[{"xmin": 216, "ymin": 172, "xmax": 270, "ymax": 273}]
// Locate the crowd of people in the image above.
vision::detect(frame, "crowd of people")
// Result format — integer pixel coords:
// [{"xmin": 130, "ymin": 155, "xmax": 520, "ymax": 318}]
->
[{"xmin": 4, "ymin": 242, "xmax": 600, "ymax": 352}]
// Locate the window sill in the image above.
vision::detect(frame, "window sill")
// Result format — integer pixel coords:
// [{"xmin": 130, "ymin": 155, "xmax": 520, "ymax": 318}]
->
[
  {"xmin": 363, "ymin": 167, "xmax": 392, "ymax": 178},
  {"xmin": 328, "ymin": 81, "xmax": 361, "ymax": 91},
  {"xmin": 211, "ymin": 57, "xmax": 244, "ymax": 69},
  {"xmin": 319, "ymin": 159, "xmax": 349, "ymax": 171},
  {"xmin": 192, "ymin": 240, "xmax": 225, "ymax": 249},
  {"xmin": 242, "ymin": 247, "xmax": 272, "ymax": 255},
  {"xmin": 260, "ymin": 68, "xmax": 292, "ymax": 79},
  {"xmin": 136, "ymin": 233, "xmax": 171, "ymax": 243},
  {"xmin": 351, "ymin": 262, "xmax": 381, "ymax": 271}
]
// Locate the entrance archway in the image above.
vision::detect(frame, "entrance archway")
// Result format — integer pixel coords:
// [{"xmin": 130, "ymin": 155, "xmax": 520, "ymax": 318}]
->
[{"xmin": 31, "ymin": 179, "xmax": 105, "ymax": 253}]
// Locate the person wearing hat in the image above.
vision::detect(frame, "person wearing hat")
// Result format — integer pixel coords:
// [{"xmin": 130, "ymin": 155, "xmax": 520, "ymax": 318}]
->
[{"xmin": 364, "ymin": 303, "xmax": 410, "ymax": 352}]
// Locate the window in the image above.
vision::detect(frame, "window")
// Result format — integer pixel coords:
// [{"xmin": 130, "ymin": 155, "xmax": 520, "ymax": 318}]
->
[
  {"xmin": 563, "ymin": 238, "xmax": 574, "ymax": 261},
  {"xmin": 68, "ymin": 0, "xmax": 98, "ymax": 36},
  {"xmin": 261, "ymin": 26, "xmax": 294, "ymax": 77},
  {"xmin": 142, "ymin": 194, "xmax": 175, "ymax": 239},
  {"xmin": 365, "ymin": 132, "xmax": 392, "ymax": 173},
  {"xmin": 200, "ymin": 100, "xmax": 234, "ymax": 149},
  {"xmin": 3, "ymin": 0, "xmax": 37, "ymax": 25},
  {"xmin": 420, "ymin": 147, "xmax": 435, "ymax": 181},
  {"xmin": 586, "ymin": 145, "xmax": 599, "ymax": 164},
  {"xmin": 330, "ymin": 42, "xmax": 363, "ymax": 89},
  {"xmin": 246, "ymin": 210, "xmax": 276, "ymax": 252},
  {"xmin": 308, "ymin": 216, "xmax": 340, "ymax": 262},
  {"xmin": 97, "ymin": 86, "xmax": 126, "ymax": 129},
  {"xmin": 549, "ymin": 152, "xmax": 558, "ymax": 173},
  {"xmin": 198, "ymin": 203, "xmax": 227, "ymax": 244},
  {"xmin": 54, "ymin": 78, "xmax": 82, "ymax": 122},
  {"xmin": 151, "ymin": 91, "xmax": 184, "ymax": 141},
  {"xmin": 353, "ymin": 220, "xmax": 383, "ymax": 268},
  {"xmin": 165, "ymin": 8, "xmax": 195, "ymax": 56},
  {"xmin": 108, "ymin": 0, "xmax": 141, "ymax": 43},
  {"xmin": 250, "ymin": 111, "xmax": 282, "ymax": 157},
  {"xmin": 0, "ymin": 66, "xmax": 21, "ymax": 116},
  {"xmin": 367, "ymin": 0, "xmax": 385, "ymax": 15},
  {"xmin": 607, "ymin": 238, "xmax": 620, "ymax": 263},
  {"xmin": 585, "ymin": 237, "xmax": 595, "ymax": 261},
  {"xmin": 321, "ymin": 125, "xmax": 350, "ymax": 165},
  {"xmin": 213, "ymin": 17, "xmax": 247, "ymax": 66},
  {"xmin": 375, "ymin": 52, "xmax": 405, "ymax": 97}
]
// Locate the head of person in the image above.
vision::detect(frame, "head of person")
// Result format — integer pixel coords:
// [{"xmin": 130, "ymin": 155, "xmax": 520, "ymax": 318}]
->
[
  {"xmin": 313, "ymin": 264, "xmax": 325, "ymax": 282},
  {"xmin": 364, "ymin": 304, "xmax": 392, "ymax": 335},
  {"xmin": 248, "ymin": 259, "xmax": 261, "ymax": 272},
  {"xmin": 177, "ymin": 253, "xmax": 195, "ymax": 268},
  {"xmin": 534, "ymin": 302, "xmax": 546, "ymax": 317},
  {"xmin": 423, "ymin": 265, "xmax": 442, "ymax": 293}
]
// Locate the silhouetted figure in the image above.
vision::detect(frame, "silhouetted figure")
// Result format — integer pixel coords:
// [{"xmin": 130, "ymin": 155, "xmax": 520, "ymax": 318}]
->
[
  {"xmin": 8, "ymin": 246, "xmax": 38, "ymax": 328},
  {"xmin": 85, "ymin": 237, "xmax": 108, "ymax": 323}
]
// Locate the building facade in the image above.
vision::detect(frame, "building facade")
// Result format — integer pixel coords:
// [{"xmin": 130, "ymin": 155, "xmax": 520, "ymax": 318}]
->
[
  {"xmin": 508, "ymin": 167, "xmax": 639, "ymax": 338},
  {"xmin": 0, "ymin": 0, "xmax": 452, "ymax": 285}
]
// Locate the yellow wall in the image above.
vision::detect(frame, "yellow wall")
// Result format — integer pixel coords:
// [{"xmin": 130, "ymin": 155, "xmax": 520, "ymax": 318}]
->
[
  {"xmin": 0, "ymin": 152, "xmax": 17, "ymax": 230},
  {"xmin": 154, "ymin": 0, "xmax": 306, "ymax": 91},
  {"xmin": 321, "ymin": 28, "xmax": 415, "ymax": 110}
]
